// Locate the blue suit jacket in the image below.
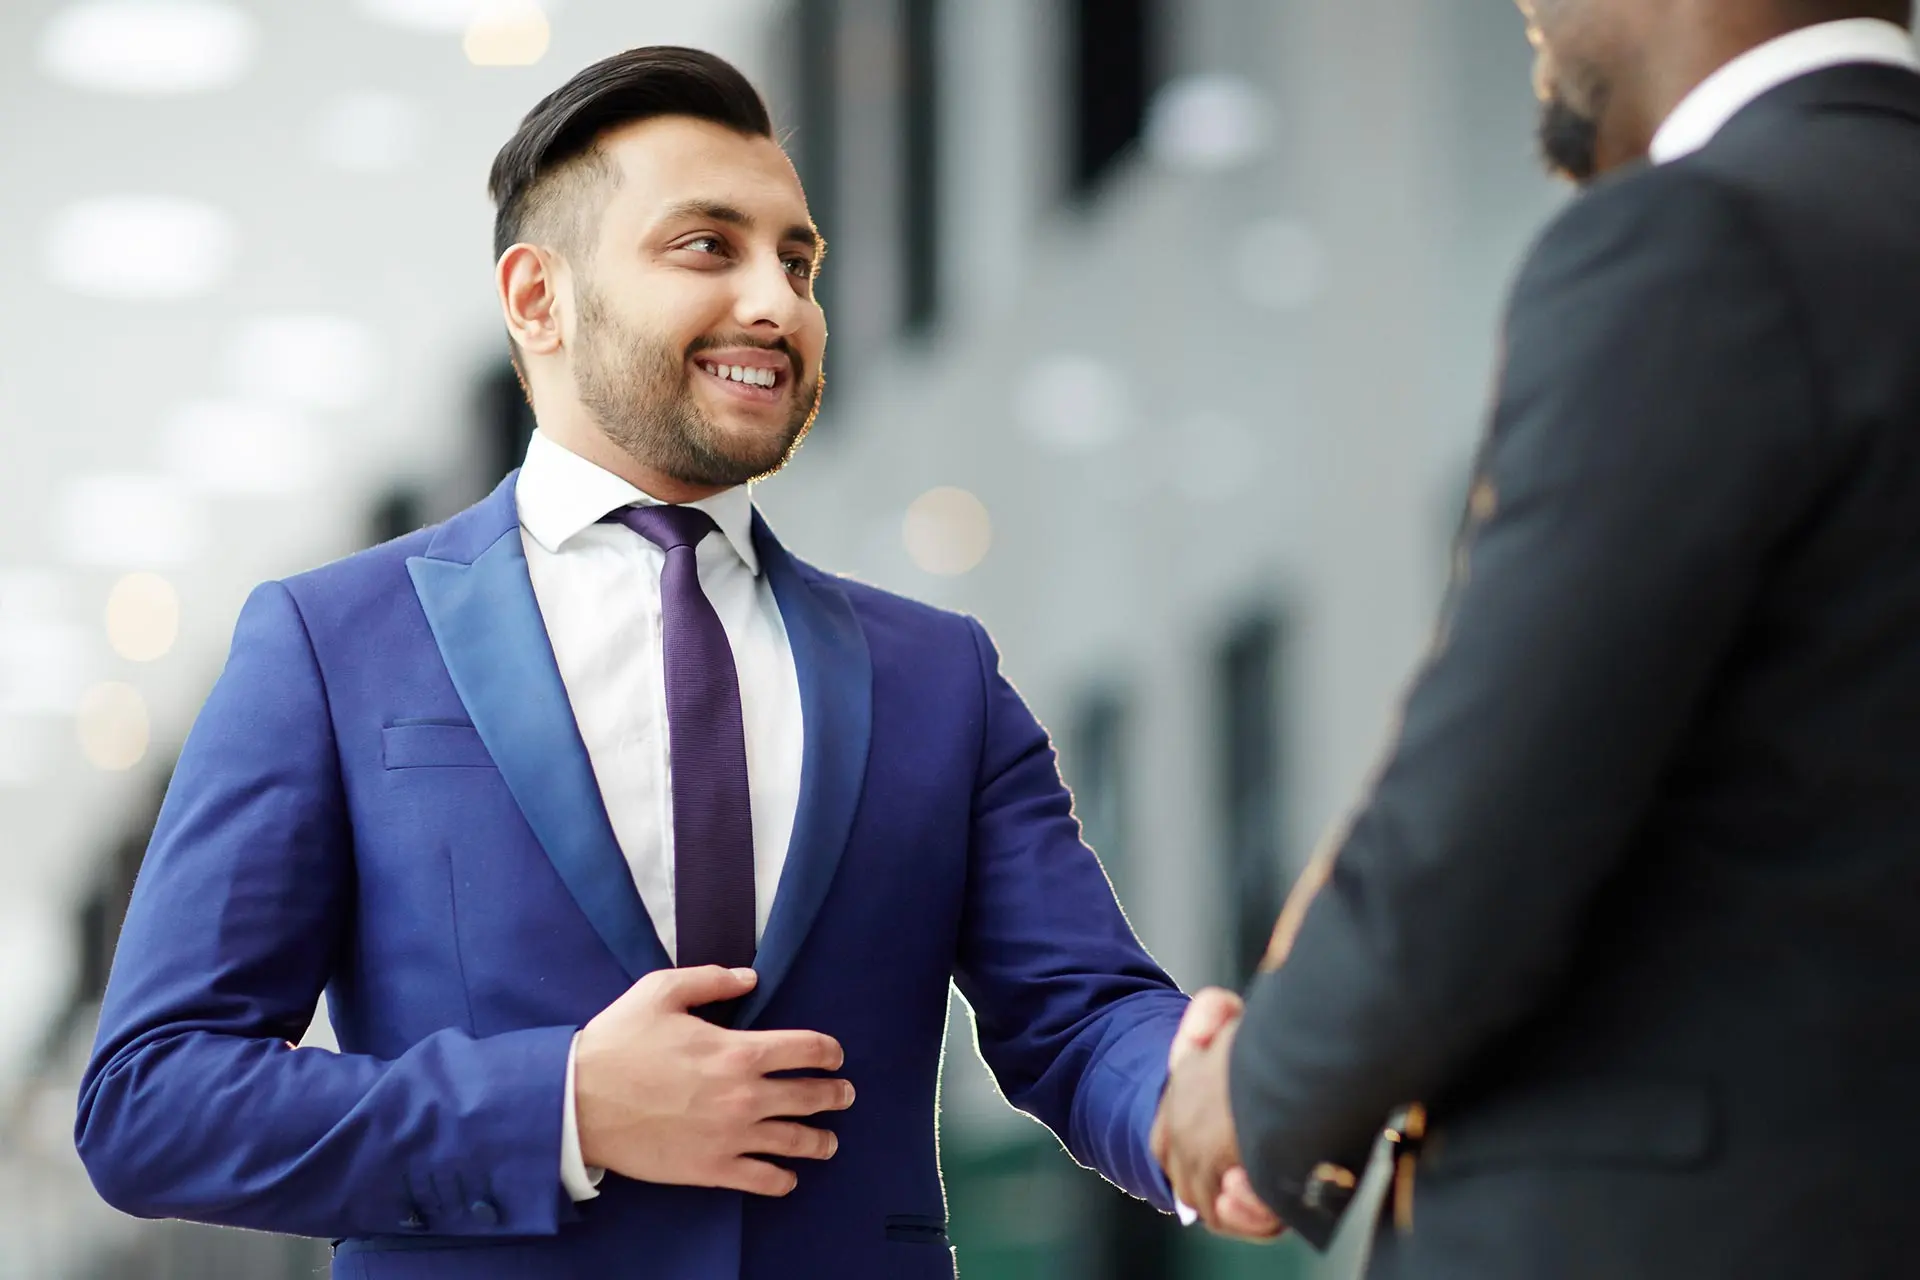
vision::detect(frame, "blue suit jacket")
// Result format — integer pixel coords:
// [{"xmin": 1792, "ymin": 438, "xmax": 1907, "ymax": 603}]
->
[{"xmin": 75, "ymin": 473, "xmax": 1186, "ymax": 1279}]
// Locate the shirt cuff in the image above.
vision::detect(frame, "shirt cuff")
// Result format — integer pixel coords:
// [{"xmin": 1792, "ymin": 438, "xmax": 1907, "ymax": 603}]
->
[
  {"xmin": 560, "ymin": 1032, "xmax": 606, "ymax": 1202},
  {"xmin": 1175, "ymin": 1198, "xmax": 1199, "ymax": 1226}
]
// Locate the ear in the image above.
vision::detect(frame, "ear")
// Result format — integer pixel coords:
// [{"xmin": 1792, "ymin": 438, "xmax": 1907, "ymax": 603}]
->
[{"xmin": 497, "ymin": 243, "xmax": 569, "ymax": 360}]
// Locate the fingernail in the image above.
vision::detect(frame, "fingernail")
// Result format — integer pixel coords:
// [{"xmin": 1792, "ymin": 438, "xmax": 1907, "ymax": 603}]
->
[
  {"xmin": 827, "ymin": 1134, "xmax": 839, "ymax": 1156},
  {"xmin": 731, "ymin": 968, "xmax": 757, "ymax": 982}
]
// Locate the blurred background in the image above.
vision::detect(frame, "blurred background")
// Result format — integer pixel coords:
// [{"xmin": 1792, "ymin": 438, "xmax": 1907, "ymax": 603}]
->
[{"xmin": 0, "ymin": 0, "xmax": 1572, "ymax": 1275}]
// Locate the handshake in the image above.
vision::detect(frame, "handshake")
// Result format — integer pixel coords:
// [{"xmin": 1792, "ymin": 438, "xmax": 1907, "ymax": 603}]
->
[
  {"xmin": 1154, "ymin": 988, "xmax": 1286, "ymax": 1242},
  {"xmin": 569, "ymin": 966, "xmax": 1281, "ymax": 1239}
]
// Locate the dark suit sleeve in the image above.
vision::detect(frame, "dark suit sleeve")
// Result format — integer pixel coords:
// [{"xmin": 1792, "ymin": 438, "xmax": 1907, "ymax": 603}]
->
[
  {"xmin": 75, "ymin": 582, "xmax": 576, "ymax": 1240},
  {"xmin": 951, "ymin": 618, "xmax": 1189, "ymax": 1210},
  {"xmin": 1229, "ymin": 166, "xmax": 1832, "ymax": 1240}
]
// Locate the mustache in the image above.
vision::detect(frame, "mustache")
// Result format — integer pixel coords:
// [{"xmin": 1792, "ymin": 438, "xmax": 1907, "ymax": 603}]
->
[{"xmin": 685, "ymin": 334, "xmax": 806, "ymax": 380}]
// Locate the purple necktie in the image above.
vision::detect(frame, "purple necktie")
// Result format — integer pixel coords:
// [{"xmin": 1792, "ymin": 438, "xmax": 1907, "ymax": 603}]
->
[{"xmin": 608, "ymin": 504, "xmax": 756, "ymax": 975}]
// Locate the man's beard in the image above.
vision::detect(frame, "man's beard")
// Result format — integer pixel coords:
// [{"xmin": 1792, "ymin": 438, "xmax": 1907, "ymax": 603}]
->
[
  {"xmin": 572, "ymin": 284, "xmax": 823, "ymax": 489},
  {"xmin": 1537, "ymin": 82, "xmax": 1607, "ymax": 184}
]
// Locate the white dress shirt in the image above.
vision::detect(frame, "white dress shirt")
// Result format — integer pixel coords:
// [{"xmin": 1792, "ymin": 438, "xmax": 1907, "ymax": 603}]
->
[
  {"xmin": 1650, "ymin": 18, "xmax": 1919, "ymax": 164},
  {"xmin": 515, "ymin": 429, "xmax": 804, "ymax": 1200}
]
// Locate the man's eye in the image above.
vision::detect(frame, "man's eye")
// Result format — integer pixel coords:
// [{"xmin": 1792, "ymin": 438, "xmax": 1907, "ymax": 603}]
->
[
  {"xmin": 682, "ymin": 235, "xmax": 726, "ymax": 255},
  {"xmin": 784, "ymin": 257, "xmax": 815, "ymax": 280}
]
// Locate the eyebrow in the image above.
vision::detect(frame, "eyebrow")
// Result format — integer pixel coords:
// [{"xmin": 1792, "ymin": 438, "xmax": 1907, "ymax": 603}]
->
[{"xmin": 660, "ymin": 200, "xmax": 822, "ymax": 256}]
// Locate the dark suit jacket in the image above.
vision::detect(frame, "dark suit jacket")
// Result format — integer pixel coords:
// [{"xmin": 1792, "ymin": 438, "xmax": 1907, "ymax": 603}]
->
[{"xmin": 1230, "ymin": 64, "xmax": 1920, "ymax": 1278}]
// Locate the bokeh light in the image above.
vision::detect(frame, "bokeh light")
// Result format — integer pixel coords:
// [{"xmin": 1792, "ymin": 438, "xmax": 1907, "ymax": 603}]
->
[
  {"xmin": 105, "ymin": 574, "xmax": 180, "ymax": 664},
  {"xmin": 904, "ymin": 488, "xmax": 993, "ymax": 577},
  {"xmin": 76, "ymin": 682, "xmax": 149, "ymax": 772}
]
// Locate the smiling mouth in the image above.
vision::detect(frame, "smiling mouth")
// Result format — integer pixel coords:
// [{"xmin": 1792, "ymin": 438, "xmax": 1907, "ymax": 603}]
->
[{"xmin": 694, "ymin": 359, "xmax": 786, "ymax": 392}]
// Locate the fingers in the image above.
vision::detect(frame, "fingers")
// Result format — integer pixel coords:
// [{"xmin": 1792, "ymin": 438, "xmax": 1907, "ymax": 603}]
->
[
  {"xmin": 748, "ymin": 1120, "xmax": 840, "ymax": 1162},
  {"xmin": 740, "ymin": 1028, "xmax": 846, "ymax": 1074},
  {"xmin": 717, "ymin": 1156, "xmax": 800, "ymax": 1198},
  {"xmin": 761, "ymin": 1076, "xmax": 857, "ymax": 1118},
  {"xmin": 646, "ymin": 965, "xmax": 759, "ymax": 1010},
  {"xmin": 1213, "ymin": 1167, "xmax": 1285, "ymax": 1241}
]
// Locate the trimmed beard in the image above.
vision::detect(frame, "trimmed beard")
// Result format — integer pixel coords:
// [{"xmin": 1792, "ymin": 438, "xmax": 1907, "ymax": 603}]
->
[
  {"xmin": 572, "ymin": 281, "xmax": 823, "ymax": 489},
  {"xmin": 1537, "ymin": 79, "xmax": 1608, "ymax": 184}
]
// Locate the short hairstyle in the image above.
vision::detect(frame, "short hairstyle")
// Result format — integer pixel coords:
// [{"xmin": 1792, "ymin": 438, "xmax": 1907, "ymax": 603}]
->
[{"xmin": 487, "ymin": 45, "xmax": 774, "ymax": 266}]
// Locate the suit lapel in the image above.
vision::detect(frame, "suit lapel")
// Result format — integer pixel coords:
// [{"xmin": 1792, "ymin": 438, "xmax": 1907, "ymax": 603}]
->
[
  {"xmin": 737, "ymin": 514, "xmax": 873, "ymax": 1028},
  {"xmin": 407, "ymin": 472, "xmax": 669, "ymax": 982}
]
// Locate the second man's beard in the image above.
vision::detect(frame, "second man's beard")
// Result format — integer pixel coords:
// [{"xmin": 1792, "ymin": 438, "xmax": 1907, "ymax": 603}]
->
[
  {"xmin": 1537, "ymin": 82, "xmax": 1607, "ymax": 184},
  {"xmin": 573, "ymin": 287, "xmax": 823, "ymax": 490}
]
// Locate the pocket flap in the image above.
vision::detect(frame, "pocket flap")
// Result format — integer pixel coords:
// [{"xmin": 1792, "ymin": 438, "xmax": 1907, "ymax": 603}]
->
[
  {"xmin": 1424, "ymin": 1077, "xmax": 1716, "ymax": 1175},
  {"xmin": 382, "ymin": 722, "xmax": 494, "ymax": 770}
]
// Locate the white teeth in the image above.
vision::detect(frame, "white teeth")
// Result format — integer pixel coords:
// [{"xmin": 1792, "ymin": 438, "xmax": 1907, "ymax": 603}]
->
[{"xmin": 701, "ymin": 361, "xmax": 777, "ymax": 389}]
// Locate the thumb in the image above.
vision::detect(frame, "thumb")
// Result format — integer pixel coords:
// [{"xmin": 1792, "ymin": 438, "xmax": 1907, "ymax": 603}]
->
[
  {"xmin": 1174, "ymin": 988, "xmax": 1244, "ymax": 1057},
  {"xmin": 647, "ymin": 965, "xmax": 759, "ymax": 1010}
]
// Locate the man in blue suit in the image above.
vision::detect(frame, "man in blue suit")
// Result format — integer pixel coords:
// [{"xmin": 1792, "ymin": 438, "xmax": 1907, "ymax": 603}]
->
[{"xmin": 74, "ymin": 45, "xmax": 1225, "ymax": 1278}]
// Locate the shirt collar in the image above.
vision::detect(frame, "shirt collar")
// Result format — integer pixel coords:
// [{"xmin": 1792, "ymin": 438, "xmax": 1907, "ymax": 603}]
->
[
  {"xmin": 515, "ymin": 428, "xmax": 761, "ymax": 575},
  {"xmin": 1651, "ymin": 18, "xmax": 1919, "ymax": 164}
]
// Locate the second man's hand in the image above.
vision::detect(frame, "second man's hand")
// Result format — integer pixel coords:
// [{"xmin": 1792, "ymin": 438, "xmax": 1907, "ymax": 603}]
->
[{"xmin": 574, "ymin": 966, "xmax": 854, "ymax": 1197}]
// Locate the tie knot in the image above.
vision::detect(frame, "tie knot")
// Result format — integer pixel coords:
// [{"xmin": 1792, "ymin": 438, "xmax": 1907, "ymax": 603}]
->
[{"xmin": 608, "ymin": 503, "xmax": 718, "ymax": 553}]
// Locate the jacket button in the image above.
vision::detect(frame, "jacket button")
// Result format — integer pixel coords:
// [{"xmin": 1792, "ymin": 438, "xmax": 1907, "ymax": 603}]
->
[
  {"xmin": 400, "ymin": 1212, "xmax": 425, "ymax": 1231},
  {"xmin": 469, "ymin": 1200, "xmax": 500, "ymax": 1226}
]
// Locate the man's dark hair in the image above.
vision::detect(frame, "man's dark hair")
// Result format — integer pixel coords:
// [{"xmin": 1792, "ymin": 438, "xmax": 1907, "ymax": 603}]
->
[{"xmin": 487, "ymin": 46, "xmax": 773, "ymax": 266}]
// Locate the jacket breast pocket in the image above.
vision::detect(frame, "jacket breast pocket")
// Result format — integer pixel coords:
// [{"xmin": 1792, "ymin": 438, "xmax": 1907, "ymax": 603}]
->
[{"xmin": 382, "ymin": 722, "xmax": 496, "ymax": 770}]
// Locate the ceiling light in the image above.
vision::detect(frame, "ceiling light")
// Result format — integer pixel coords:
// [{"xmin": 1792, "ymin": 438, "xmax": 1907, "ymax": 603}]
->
[
  {"xmin": 38, "ymin": 0, "xmax": 257, "ymax": 96},
  {"xmin": 903, "ymin": 488, "xmax": 993, "ymax": 577},
  {"xmin": 1146, "ymin": 73, "xmax": 1271, "ymax": 172},
  {"xmin": 356, "ymin": 0, "xmax": 562, "ymax": 32},
  {"xmin": 313, "ymin": 91, "xmax": 429, "ymax": 174},
  {"xmin": 162, "ymin": 401, "xmax": 328, "ymax": 496},
  {"xmin": 77, "ymin": 681, "xmax": 149, "ymax": 772},
  {"xmin": 44, "ymin": 196, "xmax": 237, "ymax": 300},
  {"xmin": 1014, "ymin": 355, "xmax": 1134, "ymax": 455},
  {"xmin": 465, "ymin": 1, "xmax": 551, "ymax": 67},
  {"xmin": 106, "ymin": 573, "xmax": 181, "ymax": 663},
  {"xmin": 226, "ymin": 315, "xmax": 381, "ymax": 411},
  {"xmin": 59, "ymin": 475, "xmax": 208, "ymax": 566}
]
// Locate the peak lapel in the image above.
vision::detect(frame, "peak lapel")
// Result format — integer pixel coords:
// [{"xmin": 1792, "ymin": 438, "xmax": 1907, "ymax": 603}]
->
[
  {"xmin": 737, "ymin": 515, "xmax": 873, "ymax": 1028},
  {"xmin": 407, "ymin": 472, "xmax": 669, "ymax": 982}
]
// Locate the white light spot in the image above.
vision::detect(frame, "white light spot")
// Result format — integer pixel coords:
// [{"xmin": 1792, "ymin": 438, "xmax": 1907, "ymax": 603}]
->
[
  {"xmin": 38, "ymin": 0, "xmax": 257, "ymax": 96},
  {"xmin": 904, "ymin": 488, "xmax": 993, "ymax": 577},
  {"xmin": 1146, "ymin": 73, "xmax": 1271, "ymax": 172},
  {"xmin": 356, "ymin": 0, "xmax": 506, "ymax": 31},
  {"xmin": 162, "ymin": 401, "xmax": 329, "ymax": 496},
  {"xmin": 1014, "ymin": 356, "xmax": 1134, "ymax": 455},
  {"xmin": 77, "ymin": 681, "xmax": 149, "ymax": 772},
  {"xmin": 227, "ymin": 314, "xmax": 382, "ymax": 412},
  {"xmin": 464, "ymin": 1, "xmax": 552, "ymax": 66},
  {"xmin": 1235, "ymin": 218, "xmax": 1327, "ymax": 312},
  {"xmin": 59, "ymin": 475, "xmax": 209, "ymax": 567},
  {"xmin": 106, "ymin": 573, "xmax": 181, "ymax": 664},
  {"xmin": 44, "ymin": 196, "xmax": 237, "ymax": 300},
  {"xmin": 314, "ymin": 91, "xmax": 429, "ymax": 173}
]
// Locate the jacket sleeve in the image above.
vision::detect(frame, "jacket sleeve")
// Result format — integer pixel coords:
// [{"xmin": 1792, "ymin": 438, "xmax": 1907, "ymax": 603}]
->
[
  {"xmin": 75, "ymin": 580, "xmax": 576, "ymax": 1240},
  {"xmin": 1229, "ymin": 165, "xmax": 1833, "ymax": 1244},
  {"xmin": 951, "ymin": 617, "xmax": 1188, "ymax": 1211}
]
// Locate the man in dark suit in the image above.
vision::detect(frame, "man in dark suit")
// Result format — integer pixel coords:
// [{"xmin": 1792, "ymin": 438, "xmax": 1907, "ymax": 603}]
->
[{"xmin": 1155, "ymin": 2, "xmax": 1920, "ymax": 1276}]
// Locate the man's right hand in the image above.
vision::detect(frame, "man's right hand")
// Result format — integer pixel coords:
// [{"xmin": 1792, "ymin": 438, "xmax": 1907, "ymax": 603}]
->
[{"xmin": 574, "ymin": 966, "xmax": 853, "ymax": 1197}]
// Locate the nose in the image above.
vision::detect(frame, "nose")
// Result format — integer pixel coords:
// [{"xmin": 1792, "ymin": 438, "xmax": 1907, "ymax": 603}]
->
[{"xmin": 733, "ymin": 248, "xmax": 810, "ymax": 336}]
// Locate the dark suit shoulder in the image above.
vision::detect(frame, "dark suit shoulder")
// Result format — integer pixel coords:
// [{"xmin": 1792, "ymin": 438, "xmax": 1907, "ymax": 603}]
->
[{"xmin": 1513, "ymin": 161, "xmax": 1779, "ymax": 310}]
